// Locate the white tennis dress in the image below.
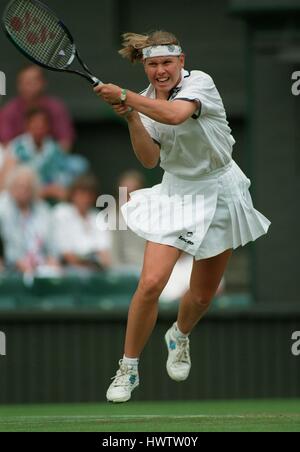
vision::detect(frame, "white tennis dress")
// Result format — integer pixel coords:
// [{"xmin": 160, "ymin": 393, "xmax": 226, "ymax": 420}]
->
[{"xmin": 121, "ymin": 69, "xmax": 271, "ymax": 260}]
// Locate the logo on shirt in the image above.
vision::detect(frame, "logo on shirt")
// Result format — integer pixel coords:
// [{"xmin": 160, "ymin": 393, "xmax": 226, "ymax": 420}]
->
[
  {"xmin": 178, "ymin": 235, "xmax": 194, "ymax": 246},
  {"xmin": 0, "ymin": 71, "xmax": 6, "ymax": 96},
  {"xmin": 168, "ymin": 86, "xmax": 182, "ymax": 100}
]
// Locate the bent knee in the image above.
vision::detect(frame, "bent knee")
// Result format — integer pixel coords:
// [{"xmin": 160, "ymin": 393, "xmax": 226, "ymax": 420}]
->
[
  {"xmin": 138, "ymin": 275, "xmax": 167, "ymax": 299},
  {"xmin": 189, "ymin": 289, "xmax": 215, "ymax": 307}
]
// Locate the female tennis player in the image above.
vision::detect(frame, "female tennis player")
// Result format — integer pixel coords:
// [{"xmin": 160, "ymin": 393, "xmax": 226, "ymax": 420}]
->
[{"xmin": 94, "ymin": 31, "xmax": 271, "ymax": 403}]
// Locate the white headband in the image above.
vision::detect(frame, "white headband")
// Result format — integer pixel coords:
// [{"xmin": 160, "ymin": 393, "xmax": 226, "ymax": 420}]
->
[{"xmin": 142, "ymin": 45, "xmax": 183, "ymax": 59}]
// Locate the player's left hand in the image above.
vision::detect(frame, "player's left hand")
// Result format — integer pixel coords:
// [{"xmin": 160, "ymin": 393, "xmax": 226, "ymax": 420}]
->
[
  {"xmin": 94, "ymin": 83, "xmax": 122, "ymax": 105},
  {"xmin": 112, "ymin": 103, "xmax": 134, "ymax": 118}
]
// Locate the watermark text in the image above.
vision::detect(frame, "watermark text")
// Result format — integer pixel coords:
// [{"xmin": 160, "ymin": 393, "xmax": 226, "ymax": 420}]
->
[
  {"xmin": 0, "ymin": 71, "xmax": 6, "ymax": 96},
  {"xmin": 0, "ymin": 331, "xmax": 6, "ymax": 356},
  {"xmin": 291, "ymin": 71, "xmax": 300, "ymax": 96},
  {"xmin": 291, "ymin": 331, "xmax": 300, "ymax": 356},
  {"xmin": 96, "ymin": 187, "xmax": 205, "ymax": 236}
]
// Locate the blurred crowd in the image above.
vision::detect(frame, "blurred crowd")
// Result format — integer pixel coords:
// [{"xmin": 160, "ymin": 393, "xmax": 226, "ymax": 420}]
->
[{"xmin": 0, "ymin": 65, "xmax": 224, "ymax": 301}]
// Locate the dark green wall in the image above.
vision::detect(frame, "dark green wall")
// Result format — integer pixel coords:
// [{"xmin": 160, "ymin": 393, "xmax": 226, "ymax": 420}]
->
[
  {"xmin": 230, "ymin": 2, "xmax": 300, "ymax": 304},
  {"xmin": 1, "ymin": 309, "xmax": 300, "ymax": 403}
]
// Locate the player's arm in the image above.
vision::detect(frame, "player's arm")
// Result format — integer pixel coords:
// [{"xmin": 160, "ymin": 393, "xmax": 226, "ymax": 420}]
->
[
  {"xmin": 127, "ymin": 111, "xmax": 160, "ymax": 169},
  {"xmin": 125, "ymin": 91, "xmax": 199, "ymax": 125},
  {"xmin": 112, "ymin": 104, "xmax": 160, "ymax": 169},
  {"xmin": 94, "ymin": 84, "xmax": 199, "ymax": 125}
]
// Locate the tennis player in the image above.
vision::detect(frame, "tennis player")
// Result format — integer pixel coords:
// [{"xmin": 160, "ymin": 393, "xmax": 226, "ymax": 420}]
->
[{"xmin": 94, "ymin": 31, "xmax": 271, "ymax": 403}]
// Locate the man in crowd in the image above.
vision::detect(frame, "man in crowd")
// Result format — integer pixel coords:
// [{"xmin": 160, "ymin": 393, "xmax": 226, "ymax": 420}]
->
[{"xmin": 0, "ymin": 65, "xmax": 75, "ymax": 151}]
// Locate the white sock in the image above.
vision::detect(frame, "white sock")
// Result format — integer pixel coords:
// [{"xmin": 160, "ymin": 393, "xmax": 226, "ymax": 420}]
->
[
  {"xmin": 172, "ymin": 322, "xmax": 190, "ymax": 339},
  {"xmin": 123, "ymin": 355, "xmax": 139, "ymax": 369}
]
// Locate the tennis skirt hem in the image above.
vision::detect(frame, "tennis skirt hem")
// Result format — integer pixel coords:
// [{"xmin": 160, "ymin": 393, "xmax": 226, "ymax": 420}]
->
[
  {"xmin": 121, "ymin": 160, "xmax": 271, "ymax": 260},
  {"xmin": 122, "ymin": 220, "xmax": 270, "ymax": 261}
]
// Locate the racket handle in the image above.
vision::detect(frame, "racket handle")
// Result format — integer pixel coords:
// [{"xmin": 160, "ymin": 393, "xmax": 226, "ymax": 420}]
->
[{"xmin": 91, "ymin": 77, "xmax": 103, "ymax": 87}]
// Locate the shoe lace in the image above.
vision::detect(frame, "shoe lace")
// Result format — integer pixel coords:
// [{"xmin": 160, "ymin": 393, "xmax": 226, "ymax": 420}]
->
[
  {"xmin": 111, "ymin": 360, "xmax": 135, "ymax": 387},
  {"xmin": 175, "ymin": 338, "xmax": 190, "ymax": 364}
]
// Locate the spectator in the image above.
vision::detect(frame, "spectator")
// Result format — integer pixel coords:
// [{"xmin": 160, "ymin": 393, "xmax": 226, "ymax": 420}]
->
[
  {"xmin": 0, "ymin": 108, "xmax": 89, "ymax": 201},
  {"xmin": 0, "ymin": 166, "xmax": 58, "ymax": 274},
  {"xmin": 0, "ymin": 65, "xmax": 75, "ymax": 151},
  {"xmin": 52, "ymin": 174, "xmax": 112, "ymax": 271},
  {"xmin": 111, "ymin": 170, "xmax": 146, "ymax": 270}
]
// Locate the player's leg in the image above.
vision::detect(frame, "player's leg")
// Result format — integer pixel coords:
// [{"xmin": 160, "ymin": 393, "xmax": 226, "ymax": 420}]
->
[
  {"xmin": 107, "ymin": 241, "xmax": 182, "ymax": 402},
  {"xmin": 165, "ymin": 249, "xmax": 232, "ymax": 381},
  {"xmin": 124, "ymin": 241, "xmax": 183, "ymax": 358},
  {"xmin": 178, "ymin": 249, "xmax": 232, "ymax": 333}
]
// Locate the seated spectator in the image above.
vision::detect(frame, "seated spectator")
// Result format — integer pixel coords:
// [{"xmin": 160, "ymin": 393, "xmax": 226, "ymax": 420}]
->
[
  {"xmin": 0, "ymin": 108, "xmax": 89, "ymax": 201},
  {"xmin": 110, "ymin": 170, "xmax": 147, "ymax": 271},
  {"xmin": 0, "ymin": 166, "xmax": 58, "ymax": 274},
  {"xmin": 52, "ymin": 174, "xmax": 112, "ymax": 271},
  {"xmin": 0, "ymin": 65, "xmax": 75, "ymax": 151}
]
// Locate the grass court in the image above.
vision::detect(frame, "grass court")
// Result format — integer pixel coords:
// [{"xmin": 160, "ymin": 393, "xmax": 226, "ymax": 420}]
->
[{"xmin": 0, "ymin": 399, "xmax": 299, "ymax": 432}]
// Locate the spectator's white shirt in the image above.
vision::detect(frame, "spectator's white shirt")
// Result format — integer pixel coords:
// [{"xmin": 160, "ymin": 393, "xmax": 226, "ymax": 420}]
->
[
  {"xmin": 52, "ymin": 203, "xmax": 111, "ymax": 257},
  {"xmin": 0, "ymin": 191, "xmax": 52, "ymax": 266},
  {"xmin": 139, "ymin": 69, "xmax": 235, "ymax": 179}
]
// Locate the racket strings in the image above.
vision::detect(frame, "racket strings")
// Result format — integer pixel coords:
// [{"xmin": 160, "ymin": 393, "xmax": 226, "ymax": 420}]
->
[{"xmin": 4, "ymin": 0, "xmax": 75, "ymax": 69}]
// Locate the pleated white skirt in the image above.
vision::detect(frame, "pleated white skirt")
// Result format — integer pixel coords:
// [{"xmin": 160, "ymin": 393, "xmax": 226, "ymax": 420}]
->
[{"xmin": 121, "ymin": 160, "xmax": 271, "ymax": 260}]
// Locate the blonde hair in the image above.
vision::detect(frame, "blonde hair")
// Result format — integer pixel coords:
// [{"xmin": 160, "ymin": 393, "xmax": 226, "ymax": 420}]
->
[{"xmin": 119, "ymin": 30, "xmax": 181, "ymax": 63}]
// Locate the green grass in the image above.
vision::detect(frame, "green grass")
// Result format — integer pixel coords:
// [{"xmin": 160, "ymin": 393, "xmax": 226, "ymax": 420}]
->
[{"xmin": 0, "ymin": 400, "xmax": 300, "ymax": 432}]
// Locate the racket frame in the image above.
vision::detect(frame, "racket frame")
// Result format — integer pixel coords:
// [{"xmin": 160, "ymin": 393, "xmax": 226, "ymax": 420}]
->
[{"xmin": 2, "ymin": 0, "xmax": 102, "ymax": 86}]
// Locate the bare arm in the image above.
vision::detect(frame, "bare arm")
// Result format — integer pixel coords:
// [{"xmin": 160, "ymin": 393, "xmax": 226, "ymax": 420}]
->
[
  {"xmin": 125, "ymin": 91, "xmax": 199, "ymax": 125},
  {"xmin": 113, "ymin": 105, "xmax": 160, "ymax": 169},
  {"xmin": 94, "ymin": 84, "xmax": 199, "ymax": 125},
  {"xmin": 127, "ymin": 112, "xmax": 160, "ymax": 169}
]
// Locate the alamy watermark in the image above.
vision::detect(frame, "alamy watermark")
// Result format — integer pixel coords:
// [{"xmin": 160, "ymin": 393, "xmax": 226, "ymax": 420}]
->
[
  {"xmin": 0, "ymin": 70, "xmax": 6, "ymax": 96},
  {"xmin": 291, "ymin": 331, "xmax": 300, "ymax": 357},
  {"xmin": 0, "ymin": 331, "xmax": 6, "ymax": 356},
  {"xmin": 96, "ymin": 188, "xmax": 205, "ymax": 236},
  {"xmin": 291, "ymin": 71, "xmax": 300, "ymax": 96}
]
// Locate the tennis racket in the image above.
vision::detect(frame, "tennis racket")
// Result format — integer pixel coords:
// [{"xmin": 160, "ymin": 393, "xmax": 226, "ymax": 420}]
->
[{"xmin": 2, "ymin": 0, "xmax": 102, "ymax": 87}]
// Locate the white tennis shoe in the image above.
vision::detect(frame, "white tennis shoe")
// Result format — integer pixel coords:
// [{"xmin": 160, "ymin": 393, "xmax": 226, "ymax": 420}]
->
[
  {"xmin": 106, "ymin": 360, "xmax": 139, "ymax": 403},
  {"xmin": 165, "ymin": 324, "xmax": 191, "ymax": 382}
]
